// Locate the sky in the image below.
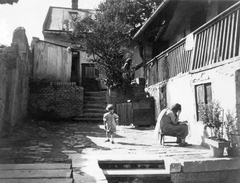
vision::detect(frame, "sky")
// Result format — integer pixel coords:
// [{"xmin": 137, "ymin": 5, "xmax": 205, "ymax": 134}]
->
[{"xmin": 0, "ymin": 0, "xmax": 102, "ymax": 46}]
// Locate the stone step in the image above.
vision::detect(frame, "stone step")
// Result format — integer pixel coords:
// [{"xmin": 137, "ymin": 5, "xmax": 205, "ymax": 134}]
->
[
  {"xmin": 83, "ymin": 108, "xmax": 105, "ymax": 113},
  {"xmin": 100, "ymin": 163, "xmax": 165, "ymax": 169},
  {"xmin": 84, "ymin": 91, "xmax": 106, "ymax": 97},
  {"xmin": 84, "ymin": 100, "xmax": 106, "ymax": 105},
  {"xmin": 83, "ymin": 113, "xmax": 103, "ymax": 117},
  {"xmin": 103, "ymin": 169, "xmax": 170, "ymax": 178},
  {"xmin": 73, "ymin": 117, "xmax": 102, "ymax": 123},
  {"xmin": 0, "ymin": 164, "xmax": 71, "ymax": 170},
  {"xmin": 84, "ymin": 96, "xmax": 106, "ymax": 101},
  {"xmin": 83, "ymin": 91, "xmax": 106, "ymax": 124},
  {"xmin": 0, "ymin": 179, "xmax": 73, "ymax": 183},
  {"xmin": 0, "ymin": 170, "xmax": 72, "ymax": 179},
  {"xmin": 98, "ymin": 159, "xmax": 165, "ymax": 169},
  {"xmin": 84, "ymin": 103, "xmax": 106, "ymax": 108},
  {"xmin": 98, "ymin": 160, "xmax": 165, "ymax": 164}
]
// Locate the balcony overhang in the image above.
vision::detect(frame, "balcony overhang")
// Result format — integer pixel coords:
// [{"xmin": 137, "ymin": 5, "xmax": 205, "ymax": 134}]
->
[{"xmin": 133, "ymin": 0, "xmax": 170, "ymax": 41}]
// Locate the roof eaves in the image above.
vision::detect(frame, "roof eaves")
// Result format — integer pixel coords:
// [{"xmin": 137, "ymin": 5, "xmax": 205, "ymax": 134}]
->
[
  {"xmin": 42, "ymin": 6, "xmax": 53, "ymax": 32},
  {"xmin": 35, "ymin": 39, "xmax": 68, "ymax": 48},
  {"xmin": 133, "ymin": 0, "xmax": 170, "ymax": 40}
]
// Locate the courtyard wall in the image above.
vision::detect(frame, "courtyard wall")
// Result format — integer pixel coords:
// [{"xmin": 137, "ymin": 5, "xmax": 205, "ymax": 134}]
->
[{"xmin": 0, "ymin": 27, "xmax": 31, "ymax": 133}]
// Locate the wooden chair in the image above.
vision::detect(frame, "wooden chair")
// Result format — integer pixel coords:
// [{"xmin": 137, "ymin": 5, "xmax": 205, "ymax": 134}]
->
[{"xmin": 159, "ymin": 132, "xmax": 178, "ymax": 146}]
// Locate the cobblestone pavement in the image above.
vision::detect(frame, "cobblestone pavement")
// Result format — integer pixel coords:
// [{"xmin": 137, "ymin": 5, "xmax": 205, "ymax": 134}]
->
[{"xmin": 0, "ymin": 120, "xmax": 211, "ymax": 165}]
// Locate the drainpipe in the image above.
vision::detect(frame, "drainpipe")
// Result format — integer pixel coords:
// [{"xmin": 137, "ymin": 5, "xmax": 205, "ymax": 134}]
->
[{"xmin": 132, "ymin": 0, "xmax": 170, "ymax": 40}]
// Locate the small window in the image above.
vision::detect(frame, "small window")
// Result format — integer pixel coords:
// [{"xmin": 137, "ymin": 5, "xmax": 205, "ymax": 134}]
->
[
  {"xmin": 69, "ymin": 11, "xmax": 78, "ymax": 19},
  {"xmin": 195, "ymin": 83, "xmax": 212, "ymax": 121}
]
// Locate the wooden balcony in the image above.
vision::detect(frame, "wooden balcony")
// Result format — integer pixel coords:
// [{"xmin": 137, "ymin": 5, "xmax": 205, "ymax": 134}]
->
[{"xmin": 145, "ymin": 1, "xmax": 240, "ymax": 86}]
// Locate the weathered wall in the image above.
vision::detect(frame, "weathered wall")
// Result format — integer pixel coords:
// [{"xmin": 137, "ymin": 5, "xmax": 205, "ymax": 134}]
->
[
  {"xmin": 0, "ymin": 27, "xmax": 30, "ymax": 133},
  {"xmin": 130, "ymin": 41, "xmax": 144, "ymax": 79},
  {"xmin": 170, "ymin": 158, "xmax": 240, "ymax": 183},
  {"xmin": 31, "ymin": 39, "xmax": 72, "ymax": 82},
  {"xmin": 168, "ymin": 1, "xmax": 236, "ymax": 48},
  {"xmin": 28, "ymin": 81, "xmax": 84, "ymax": 120},
  {"xmin": 148, "ymin": 58, "xmax": 240, "ymax": 144}
]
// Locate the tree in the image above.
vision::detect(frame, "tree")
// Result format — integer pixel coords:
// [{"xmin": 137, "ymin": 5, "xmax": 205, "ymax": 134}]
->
[{"xmin": 67, "ymin": 0, "xmax": 161, "ymax": 91}]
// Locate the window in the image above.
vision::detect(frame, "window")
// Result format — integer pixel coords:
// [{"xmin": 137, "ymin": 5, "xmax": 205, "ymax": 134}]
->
[
  {"xmin": 69, "ymin": 12, "xmax": 78, "ymax": 19},
  {"xmin": 195, "ymin": 83, "xmax": 212, "ymax": 121}
]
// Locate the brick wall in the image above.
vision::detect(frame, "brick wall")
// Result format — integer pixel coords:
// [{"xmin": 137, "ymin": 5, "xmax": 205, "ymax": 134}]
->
[{"xmin": 28, "ymin": 81, "xmax": 84, "ymax": 120}]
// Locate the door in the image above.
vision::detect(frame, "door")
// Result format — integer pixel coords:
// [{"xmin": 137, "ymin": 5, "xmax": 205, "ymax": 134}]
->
[
  {"xmin": 71, "ymin": 51, "xmax": 80, "ymax": 85},
  {"xmin": 116, "ymin": 103, "xmax": 133, "ymax": 125},
  {"xmin": 159, "ymin": 85, "xmax": 167, "ymax": 110},
  {"xmin": 82, "ymin": 63, "xmax": 100, "ymax": 91},
  {"xmin": 132, "ymin": 97, "xmax": 155, "ymax": 126}
]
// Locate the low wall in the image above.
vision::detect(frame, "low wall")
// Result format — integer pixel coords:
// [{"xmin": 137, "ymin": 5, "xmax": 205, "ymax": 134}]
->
[
  {"xmin": 28, "ymin": 81, "xmax": 84, "ymax": 120},
  {"xmin": 170, "ymin": 158, "xmax": 240, "ymax": 183}
]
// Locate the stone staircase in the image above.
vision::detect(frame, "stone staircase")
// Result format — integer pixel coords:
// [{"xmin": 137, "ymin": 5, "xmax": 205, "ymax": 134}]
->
[
  {"xmin": 75, "ymin": 91, "xmax": 107, "ymax": 123},
  {"xmin": 0, "ymin": 163, "xmax": 73, "ymax": 183},
  {"xmin": 98, "ymin": 158, "xmax": 172, "ymax": 183}
]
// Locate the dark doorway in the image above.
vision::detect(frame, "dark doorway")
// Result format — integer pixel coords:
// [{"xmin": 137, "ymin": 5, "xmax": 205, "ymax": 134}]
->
[
  {"xmin": 71, "ymin": 51, "xmax": 80, "ymax": 85},
  {"xmin": 82, "ymin": 63, "xmax": 100, "ymax": 91}
]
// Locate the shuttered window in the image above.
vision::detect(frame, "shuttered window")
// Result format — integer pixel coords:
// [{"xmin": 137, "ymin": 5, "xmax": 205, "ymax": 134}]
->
[{"xmin": 195, "ymin": 83, "xmax": 212, "ymax": 121}]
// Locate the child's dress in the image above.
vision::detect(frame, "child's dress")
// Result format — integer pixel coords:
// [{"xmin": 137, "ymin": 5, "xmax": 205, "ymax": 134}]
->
[{"xmin": 103, "ymin": 112, "xmax": 119, "ymax": 133}]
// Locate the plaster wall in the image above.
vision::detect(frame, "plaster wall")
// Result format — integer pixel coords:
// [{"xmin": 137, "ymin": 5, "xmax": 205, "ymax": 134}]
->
[{"xmin": 149, "ymin": 59, "xmax": 240, "ymax": 144}]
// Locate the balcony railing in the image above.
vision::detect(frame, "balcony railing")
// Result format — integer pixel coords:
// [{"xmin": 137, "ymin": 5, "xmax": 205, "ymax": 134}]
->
[{"xmin": 145, "ymin": 1, "xmax": 240, "ymax": 86}]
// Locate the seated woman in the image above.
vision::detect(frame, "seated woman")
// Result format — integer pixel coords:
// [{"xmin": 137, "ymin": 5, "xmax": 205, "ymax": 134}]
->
[{"xmin": 154, "ymin": 103, "xmax": 191, "ymax": 147}]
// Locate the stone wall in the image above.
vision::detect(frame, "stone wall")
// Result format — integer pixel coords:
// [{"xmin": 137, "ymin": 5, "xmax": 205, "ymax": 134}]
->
[
  {"xmin": 28, "ymin": 81, "xmax": 84, "ymax": 120},
  {"xmin": 0, "ymin": 27, "xmax": 31, "ymax": 133},
  {"xmin": 170, "ymin": 158, "xmax": 240, "ymax": 183}
]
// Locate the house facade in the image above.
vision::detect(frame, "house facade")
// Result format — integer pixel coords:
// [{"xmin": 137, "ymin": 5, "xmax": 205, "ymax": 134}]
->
[
  {"xmin": 31, "ymin": 1, "xmax": 101, "ymax": 91},
  {"xmin": 133, "ymin": 0, "xmax": 240, "ymax": 143}
]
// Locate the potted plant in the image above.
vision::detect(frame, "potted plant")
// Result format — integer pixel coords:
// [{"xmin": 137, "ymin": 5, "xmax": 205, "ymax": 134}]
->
[
  {"xmin": 225, "ymin": 110, "xmax": 240, "ymax": 157},
  {"xmin": 200, "ymin": 101, "xmax": 230, "ymax": 157}
]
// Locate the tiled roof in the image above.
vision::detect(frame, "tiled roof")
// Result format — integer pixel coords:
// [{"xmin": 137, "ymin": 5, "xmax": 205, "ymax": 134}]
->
[{"xmin": 0, "ymin": 0, "xmax": 18, "ymax": 5}]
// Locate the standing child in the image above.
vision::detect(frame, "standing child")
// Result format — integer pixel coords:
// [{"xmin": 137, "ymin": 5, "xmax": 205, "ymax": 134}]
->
[{"xmin": 103, "ymin": 104, "xmax": 119, "ymax": 144}]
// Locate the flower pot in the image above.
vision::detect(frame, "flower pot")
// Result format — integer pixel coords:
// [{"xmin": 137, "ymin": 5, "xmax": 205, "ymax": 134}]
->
[
  {"xmin": 204, "ymin": 137, "xmax": 230, "ymax": 157},
  {"xmin": 228, "ymin": 133, "xmax": 240, "ymax": 157},
  {"xmin": 209, "ymin": 146, "xmax": 224, "ymax": 157}
]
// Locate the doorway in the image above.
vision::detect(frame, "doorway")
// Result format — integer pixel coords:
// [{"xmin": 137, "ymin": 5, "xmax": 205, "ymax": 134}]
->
[
  {"xmin": 82, "ymin": 63, "xmax": 100, "ymax": 91},
  {"xmin": 71, "ymin": 51, "xmax": 80, "ymax": 85}
]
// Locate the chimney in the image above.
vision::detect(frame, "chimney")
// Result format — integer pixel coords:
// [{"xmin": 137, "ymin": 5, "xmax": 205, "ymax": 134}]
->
[{"xmin": 72, "ymin": 0, "xmax": 78, "ymax": 10}]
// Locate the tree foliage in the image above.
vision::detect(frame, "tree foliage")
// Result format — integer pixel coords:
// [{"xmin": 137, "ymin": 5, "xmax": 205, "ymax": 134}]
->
[{"xmin": 67, "ymin": 0, "xmax": 161, "ymax": 89}]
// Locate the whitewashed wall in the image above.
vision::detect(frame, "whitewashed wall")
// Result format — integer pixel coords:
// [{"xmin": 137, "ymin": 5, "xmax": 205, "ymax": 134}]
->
[{"xmin": 149, "ymin": 59, "xmax": 240, "ymax": 144}]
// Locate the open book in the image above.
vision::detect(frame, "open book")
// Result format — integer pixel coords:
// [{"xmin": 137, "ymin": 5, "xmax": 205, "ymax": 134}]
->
[{"xmin": 178, "ymin": 120, "xmax": 188, "ymax": 125}]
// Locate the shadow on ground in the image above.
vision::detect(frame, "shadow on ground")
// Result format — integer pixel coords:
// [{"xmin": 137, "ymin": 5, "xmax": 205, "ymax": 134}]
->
[
  {"xmin": 0, "ymin": 119, "xmax": 124, "ymax": 164},
  {"xmin": 117, "ymin": 142, "xmax": 151, "ymax": 146}
]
